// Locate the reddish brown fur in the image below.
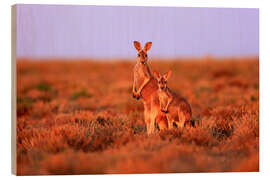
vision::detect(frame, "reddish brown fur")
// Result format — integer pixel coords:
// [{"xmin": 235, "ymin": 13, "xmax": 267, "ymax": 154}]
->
[
  {"xmin": 166, "ymin": 89, "xmax": 192, "ymax": 128},
  {"xmin": 132, "ymin": 41, "xmax": 167, "ymax": 134},
  {"xmin": 154, "ymin": 71, "xmax": 192, "ymax": 129}
]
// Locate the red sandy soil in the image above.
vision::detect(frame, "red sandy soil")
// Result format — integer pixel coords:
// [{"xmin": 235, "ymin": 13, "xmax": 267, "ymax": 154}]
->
[{"xmin": 16, "ymin": 57, "xmax": 259, "ymax": 175}]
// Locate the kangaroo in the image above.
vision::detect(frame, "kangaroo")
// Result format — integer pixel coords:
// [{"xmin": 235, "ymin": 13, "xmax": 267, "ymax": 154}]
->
[
  {"xmin": 154, "ymin": 70, "xmax": 192, "ymax": 129},
  {"xmin": 132, "ymin": 41, "xmax": 153, "ymax": 100},
  {"xmin": 132, "ymin": 41, "xmax": 168, "ymax": 134}
]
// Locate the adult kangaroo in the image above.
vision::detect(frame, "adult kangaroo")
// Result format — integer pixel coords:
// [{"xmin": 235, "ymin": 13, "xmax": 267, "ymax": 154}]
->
[{"xmin": 132, "ymin": 41, "xmax": 167, "ymax": 134}]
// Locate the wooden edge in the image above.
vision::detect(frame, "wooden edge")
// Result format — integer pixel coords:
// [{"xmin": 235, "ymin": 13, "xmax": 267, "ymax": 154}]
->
[{"xmin": 11, "ymin": 4, "xmax": 17, "ymax": 175}]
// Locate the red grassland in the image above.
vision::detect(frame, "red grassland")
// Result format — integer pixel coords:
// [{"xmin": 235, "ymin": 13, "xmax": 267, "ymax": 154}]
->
[{"xmin": 16, "ymin": 57, "xmax": 259, "ymax": 175}]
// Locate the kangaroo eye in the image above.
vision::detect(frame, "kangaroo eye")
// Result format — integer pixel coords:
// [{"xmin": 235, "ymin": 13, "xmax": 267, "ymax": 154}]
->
[
  {"xmin": 137, "ymin": 54, "xmax": 140, "ymax": 57},
  {"xmin": 145, "ymin": 54, "xmax": 148, "ymax": 57}
]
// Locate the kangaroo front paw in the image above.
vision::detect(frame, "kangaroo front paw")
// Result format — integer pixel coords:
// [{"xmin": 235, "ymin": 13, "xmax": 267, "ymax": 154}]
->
[
  {"xmin": 134, "ymin": 92, "xmax": 141, "ymax": 100},
  {"xmin": 161, "ymin": 109, "xmax": 169, "ymax": 114},
  {"xmin": 132, "ymin": 91, "xmax": 138, "ymax": 99}
]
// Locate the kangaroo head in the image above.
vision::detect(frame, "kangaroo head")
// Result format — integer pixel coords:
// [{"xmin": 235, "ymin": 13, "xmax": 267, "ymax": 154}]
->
[
  {"xmin": 133, "ymin": 41, "xmax": 152, "ymax": 64},
  {"xmin": 154, "ymin": 70, "xmax": 172, "ymax": 91}
]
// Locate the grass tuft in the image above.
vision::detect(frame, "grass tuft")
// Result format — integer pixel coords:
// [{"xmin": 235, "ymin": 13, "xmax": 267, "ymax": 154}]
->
[{"xmin": 70, "ymin": 90, "xmax": 92, "ymax": 100}]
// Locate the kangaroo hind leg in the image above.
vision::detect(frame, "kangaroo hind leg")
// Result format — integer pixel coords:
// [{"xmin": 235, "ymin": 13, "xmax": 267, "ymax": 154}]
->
[
  {"xmin": 175, "ymin": 109, "xmax": 186, "ymax": 129},
  {"xmin": 166, "ymin": 114, "xmax": 174, "ymax": 130},
  {"xmin": 156, "ymin": 112, "xmax": 168, "ymax": 131},
  {"xmin": 144, "ymin": 103, "xmax": 152, "ymax": 135}
]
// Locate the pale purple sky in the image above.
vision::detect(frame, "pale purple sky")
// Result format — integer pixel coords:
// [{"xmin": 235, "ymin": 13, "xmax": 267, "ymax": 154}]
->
[{"xmin": 16, "ymin": 4, "xmax": 259, "ymax": 58}]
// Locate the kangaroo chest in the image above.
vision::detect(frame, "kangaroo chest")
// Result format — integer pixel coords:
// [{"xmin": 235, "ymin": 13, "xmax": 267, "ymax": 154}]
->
[
  {"xmin": 158, "ymin": 91, "xmax": 170, "ymax": 107},
  {"xmin": 134, "ymin": 63, "xmax": 150, "ymax": 89}
]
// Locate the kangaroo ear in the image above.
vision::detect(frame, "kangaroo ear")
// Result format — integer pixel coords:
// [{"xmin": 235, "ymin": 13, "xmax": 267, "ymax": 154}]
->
[
  {"xmin": 164, "ymin": 70, "xmax": 172, "ymax": 80},
  {"xmin": 134, "ymin": 41, "xmax": 142, "ymax": 51},
  {"xmin": 153, "ymin": 71, "xmax": 161, "ymax": 80},
  {"xmin": 144, "ymin": 42, "xmax": 152, "ymax": 52}
]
